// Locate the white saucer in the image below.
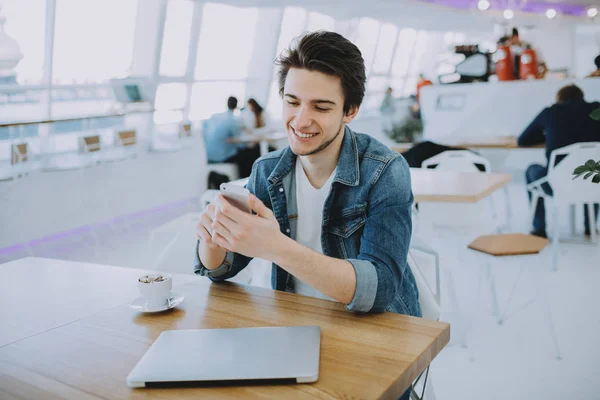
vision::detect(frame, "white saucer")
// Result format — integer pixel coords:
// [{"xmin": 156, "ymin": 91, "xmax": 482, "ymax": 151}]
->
[{"xmin": 129, "ymin": 293, "xmax": 184, "ymax": 313}]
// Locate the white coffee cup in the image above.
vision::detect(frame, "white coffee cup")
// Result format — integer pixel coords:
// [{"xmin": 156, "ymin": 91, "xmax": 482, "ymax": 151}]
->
[{"xmin": 137, "ymin": 273, "xmax": 173, "ymax": 308}]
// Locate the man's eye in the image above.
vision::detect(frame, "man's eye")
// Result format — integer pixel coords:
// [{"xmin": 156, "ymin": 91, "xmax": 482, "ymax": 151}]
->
[
  {"xmin": 315, "ymin": 107, "xmax": 330, "ymax": 112},
  {"xmin": 286, "ymin": 101, "xmax": 299, "ymax": 106}
]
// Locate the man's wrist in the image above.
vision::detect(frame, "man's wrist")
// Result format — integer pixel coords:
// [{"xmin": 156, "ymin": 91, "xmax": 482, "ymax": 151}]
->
[{"xmin": 264, "ymin": 232, "xmax": 294, "ymax": 265}]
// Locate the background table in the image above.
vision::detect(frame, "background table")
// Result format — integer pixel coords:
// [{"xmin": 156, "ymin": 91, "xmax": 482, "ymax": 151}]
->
[
  {"xmin": 411, "ymin": 168, "xmax": 511, "ymax": 203},
  {"xmin": 0, "ymin": 257, "xmax": 450, "ymax": 399},
  {"xmin": 230, "ymin": 132, "xmax": 287, "ymax": 156}
]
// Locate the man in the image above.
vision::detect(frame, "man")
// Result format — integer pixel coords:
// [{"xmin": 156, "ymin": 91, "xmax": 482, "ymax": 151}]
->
[
  {"xmin": 203, "ymin": 96, "xmax": 260, "ymax": 179},
  {"xmin": 380, "ymin": 86, "xmax": 396, "ymax": 133},
  {"xmin": 510, "ymin": 28, "xmax": 547, "ymax": 79},
  {"xmin": 587, "ymin": 55, "xmax": 600, "ymax": 78},
  {"xmin": 518, "ymin": 84, "xmax": 600, "ymax": 238},
  {"xmin": 195, "ymin": 31, "xmax": 420, "ymax": 400}
]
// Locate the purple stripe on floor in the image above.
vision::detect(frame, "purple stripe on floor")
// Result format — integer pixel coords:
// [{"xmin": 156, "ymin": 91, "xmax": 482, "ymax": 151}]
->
[{"xmin": 0, "ymin": 197, "xmax": 197, "ymax": 257}]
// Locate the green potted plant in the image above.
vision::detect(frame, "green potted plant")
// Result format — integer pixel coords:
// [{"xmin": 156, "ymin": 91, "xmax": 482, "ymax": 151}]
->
[{"xmin": 571, "ymin": 109, "xmax": 600, "ymax": 184}]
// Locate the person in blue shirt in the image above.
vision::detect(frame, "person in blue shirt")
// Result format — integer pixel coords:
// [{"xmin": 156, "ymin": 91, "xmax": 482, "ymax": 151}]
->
[
  {"xmin": 518, "ymin": 84, "xmax": 600, "ymax": 238},
  {"xmin": 203, "ymin": 96, "xmax": 260, "ymax": 178}
]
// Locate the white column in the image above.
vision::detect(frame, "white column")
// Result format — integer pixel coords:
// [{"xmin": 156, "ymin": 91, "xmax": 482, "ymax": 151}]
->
[
  {"xmin": 182, "ymin": 1, "xmax": 204, "ymax": 121},
  {"xmin": 130, "ymin": 0, "xmax": 167, "ymax": 79},
  {"xmin": 42, "ymin": 0, "xmax": 56, "ymax": 119},
  {"xmin": 245, "ymin": 7, "xmax": 284, "ymax": 106}
]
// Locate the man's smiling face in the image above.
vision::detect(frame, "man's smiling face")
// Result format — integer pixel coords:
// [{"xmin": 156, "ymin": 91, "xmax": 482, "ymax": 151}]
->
[{"xmin": 283, "ymin": 68, "xmax": 356, "ymax": 156}]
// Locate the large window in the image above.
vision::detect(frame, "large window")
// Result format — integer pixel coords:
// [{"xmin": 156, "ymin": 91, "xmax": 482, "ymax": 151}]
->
[
  {"xmin": 354, "ymin": 18, "xmax": 381, "ymax": 76},
  {"xmin": 305, "ymin": 12, "xmax": 334, "ymax": 32},
  {"xmin": 159, "ymin": 0, "xmax": 194, "ymax": 77},
  {"xmin": 371, "ymin": 23, "xmax": 398, "ymax": 75},
  {"xmin": 52, "ymin": 0, "xmax": 138, "ymax": 84},
  {"xmin": 1, "ymin": 0, "xmax": 47, "ymax": 85},
  {"xmin": 194, "ymin": 3, "xmax": 258, "ymax": 80},
  {"xmin": 267, "ymin": 7, "xmax": 308, "ymax": 119},
  {"xmin": 154, "ymin": 83, "xmax": 187, "ymax": 123},
  {"xmin": 189, "ymin": 81, "xmax": 245, "ymax": 121}
]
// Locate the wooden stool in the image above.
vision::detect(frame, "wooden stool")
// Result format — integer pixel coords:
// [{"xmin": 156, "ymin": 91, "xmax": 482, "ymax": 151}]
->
[{"xmin": 467, "ymin": 233, "xmax": 561, "ymax": 360}]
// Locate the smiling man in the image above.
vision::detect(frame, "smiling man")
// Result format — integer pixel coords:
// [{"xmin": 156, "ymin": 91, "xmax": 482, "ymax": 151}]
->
[{"xmin": 194, "ymin": 31, "xmax": 420, "ymax": 321}]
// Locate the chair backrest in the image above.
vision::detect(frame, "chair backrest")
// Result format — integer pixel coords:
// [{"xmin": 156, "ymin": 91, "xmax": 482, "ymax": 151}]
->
[
  {"xmin": 547, "ymin": 142, "xmax": 600, "ymax": 205},
  {"xmin": 421, "ymin": 150, "xmax": 491, "ymax": 173},
  {"xmin": 80, "ymin": 135, "xmax": 101, "ymax": 153},
  {"xmin": 418, "ymin": 150, "xmax": 490, "ymax": 229},
  {"xmin": 179, "ymin": 122, "xmax": 192, "ymax": 138},
  {"xmin": 11, "ymin": 143, "xmax": 28, "ymax": 165},
  {"xmin": 117, "ymin": 130, "xmax": 137, "ymax": 146}
]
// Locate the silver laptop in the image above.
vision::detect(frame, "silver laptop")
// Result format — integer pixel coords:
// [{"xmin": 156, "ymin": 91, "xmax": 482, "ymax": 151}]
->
[{"xmin": 126, "ymin": 326, "xmax": 320, "ymax": 388}]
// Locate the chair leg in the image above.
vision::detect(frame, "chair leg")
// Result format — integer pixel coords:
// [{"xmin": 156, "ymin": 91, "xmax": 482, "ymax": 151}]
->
[
  {"xmin": 499, "ymin": 263, "xmax": 525, "ymax": 325},
  {"xmin": 586, "ymin": 203, "xmax": 598, "ymax": 243},
  {"xmin": 529, "ymin": 192, "xmax": 540, "ymax": 230},
  {"xmin": 551, "ymin": 202, "xmax": 560, "ymax": 272},
  {"xmin": 486, "ymin": 260, "xmax": 501, "ymax": 321},
  {"xmin": 569, "ymin": 204, "xmax": 576, "ymax": 237},
  {"xmin": 534, "ymin": 254, "xmax": 562, "ymax": 360},
  {"xmin": 503, "ymin": 186, "xmax": 511, "ymax": 230}
]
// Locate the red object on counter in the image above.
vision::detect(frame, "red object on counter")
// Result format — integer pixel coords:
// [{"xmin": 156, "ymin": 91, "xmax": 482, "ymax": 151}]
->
[
  {"xmin": 519, "ymin": 48, "xmax": 539, "ymax": 80},
  {"xmin": 494, "ymin": 45, "xmax": 514, "ymax": 81},
  {"xmin": 416, "ymin": 78, "xmax": 433, "ymax": 103}
]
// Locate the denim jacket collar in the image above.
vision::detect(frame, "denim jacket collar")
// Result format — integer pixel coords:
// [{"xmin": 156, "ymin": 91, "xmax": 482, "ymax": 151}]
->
[{"xmin": 267, "ymin": 125, "xmax": 360, "ymax": 188}]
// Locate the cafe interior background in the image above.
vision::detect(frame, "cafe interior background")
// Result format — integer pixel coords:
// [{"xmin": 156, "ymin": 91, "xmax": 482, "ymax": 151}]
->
[{"xmin": 1, "ymin": 0, "xmax": 599, "ymax": 399}]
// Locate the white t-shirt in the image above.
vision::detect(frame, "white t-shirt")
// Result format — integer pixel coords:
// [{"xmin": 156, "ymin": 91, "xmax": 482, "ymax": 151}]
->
[{"xmin": 292, "ymin": 157, "xmax": 336, "ymax": 301}]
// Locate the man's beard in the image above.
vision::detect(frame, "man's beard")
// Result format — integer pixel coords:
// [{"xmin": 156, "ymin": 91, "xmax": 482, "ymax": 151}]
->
[{"xmin": 296, "ymin": 120, "xmax": 344, "ymax": 156}]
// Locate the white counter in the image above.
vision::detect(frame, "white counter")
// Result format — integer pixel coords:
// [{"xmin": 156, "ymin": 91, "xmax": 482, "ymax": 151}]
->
[{"xmin": 420, "ymin": 78, "xmax": 600, "ymax": 142}]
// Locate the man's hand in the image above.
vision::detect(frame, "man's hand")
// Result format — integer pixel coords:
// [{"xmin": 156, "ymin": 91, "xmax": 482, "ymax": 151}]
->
[
  {"xmin": 211, "ymin": 194, "xmax": 282, "ymax": 259},
  {"xmin": 196, "ymin": 203, "xmax": 222, "ymax": 250}
]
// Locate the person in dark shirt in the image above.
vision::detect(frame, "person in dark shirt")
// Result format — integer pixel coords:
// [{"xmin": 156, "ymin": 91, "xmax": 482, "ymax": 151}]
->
[{"xmin": 518, "ymin": 84, "xmax": 600, "ymax": 238}]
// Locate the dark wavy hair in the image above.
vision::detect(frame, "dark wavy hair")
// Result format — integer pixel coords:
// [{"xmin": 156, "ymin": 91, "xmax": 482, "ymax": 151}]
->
[
  {"xmin": 276, "ymin": 30, "xmax": 366, "ymax": 114},
  {"xmin": 247, "ymin": 98, "xmax": 265, "ymax": 128}
]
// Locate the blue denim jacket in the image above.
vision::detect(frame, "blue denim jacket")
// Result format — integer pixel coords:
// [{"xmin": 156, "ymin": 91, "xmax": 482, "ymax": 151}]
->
[{"xmin": 194, "ymin": 126, "xmax": 421, "ymax": 317}]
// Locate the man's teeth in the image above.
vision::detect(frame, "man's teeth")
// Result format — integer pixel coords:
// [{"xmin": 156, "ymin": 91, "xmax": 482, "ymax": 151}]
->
[{"xmin": 295, "ymin": 131, "xmax": 318, "ymax": 138}]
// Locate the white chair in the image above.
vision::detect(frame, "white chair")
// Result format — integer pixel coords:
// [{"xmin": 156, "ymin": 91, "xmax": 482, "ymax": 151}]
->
[
  {"xmin": 408, "ymin": 239, "xmax": 441, "ymax": 400},
  {"xmin": 421, "ymin": 150, "xmax": 508, "ymax": 229},
  {"xmin": 527, "ymin": 142, "xmax": 600, "ymax": 271}
]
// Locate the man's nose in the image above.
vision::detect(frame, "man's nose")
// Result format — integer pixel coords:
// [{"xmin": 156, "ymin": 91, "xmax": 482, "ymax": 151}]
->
[{"xmin": 293, "ymin": 105, "xmax": 313, "ymax": 131}]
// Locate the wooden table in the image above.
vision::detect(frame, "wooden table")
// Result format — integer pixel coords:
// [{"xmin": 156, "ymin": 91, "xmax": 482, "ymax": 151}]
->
[
  {"xmin": 230, "ymin": 132, "xmax": 287, "ymax": 156},
  {"xmin": 391, "ymin": 136, "xmax": 545, "ymax": 153},
  {"xmin": 0, "ymin": 257, "xmax": 449, "ymax": 400},
  {"xmin": 411, "ymin": 168, "xmax": 512, "ymax": 203}
]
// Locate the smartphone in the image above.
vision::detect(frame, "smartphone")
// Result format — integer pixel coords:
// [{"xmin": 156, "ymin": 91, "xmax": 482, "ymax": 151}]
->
[{"xmin": 219, "ymin": 183, "xmax": 252, "ymax": 213}]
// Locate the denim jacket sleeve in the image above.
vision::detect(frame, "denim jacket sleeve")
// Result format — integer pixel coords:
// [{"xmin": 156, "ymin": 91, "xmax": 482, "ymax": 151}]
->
[
  {"xmin": 345, "ymin": 155, "xmax": 414, "ymax": 313},
  {"xmin": 193, "ymin": 164, "xmax": 259, "ymax": 281}
]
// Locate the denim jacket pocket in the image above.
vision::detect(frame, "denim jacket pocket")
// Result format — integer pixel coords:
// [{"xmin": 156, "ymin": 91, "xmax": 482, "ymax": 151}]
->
[{"xmin": 329, "ymin": 204, "xmax": 367, "ymax": 239}]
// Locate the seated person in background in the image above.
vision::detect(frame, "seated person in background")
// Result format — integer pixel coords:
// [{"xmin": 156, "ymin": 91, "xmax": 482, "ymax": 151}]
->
[
  {"xmin": 518, "ymin": 84, "xmax": 600, "ymax": 238},
  {"xmin": 195, "ymin": 34, "xmax": 420, "ymax": 400},
  {"xmin": 203, "ymin": 96, "xmax": 259, "ymax": 179},
  {"xmin": 587, "ymin": 55, "xmax": 600, "ymax": 78},
  {"xmin": 242, "ymin": 98, "xmax": 273, "ymax": 132},
  {"xmin": 242, "ymin": 98, "xmax": 277, "ymax": 153},
  {"xmin": 379, "ymin": 87, "xmax": 396, "ymax": 133}
]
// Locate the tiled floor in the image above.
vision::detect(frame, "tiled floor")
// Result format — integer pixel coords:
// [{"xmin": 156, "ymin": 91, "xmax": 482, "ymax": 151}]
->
[{"xmin": 2, "ymin": 172, "xmax": 598, "ymax": 400}]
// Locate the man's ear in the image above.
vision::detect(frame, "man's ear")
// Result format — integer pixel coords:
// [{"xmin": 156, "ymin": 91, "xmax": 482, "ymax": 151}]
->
[{"xmin": 343, "ymin": 105, "xmax": 360, "ymax": 124}]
